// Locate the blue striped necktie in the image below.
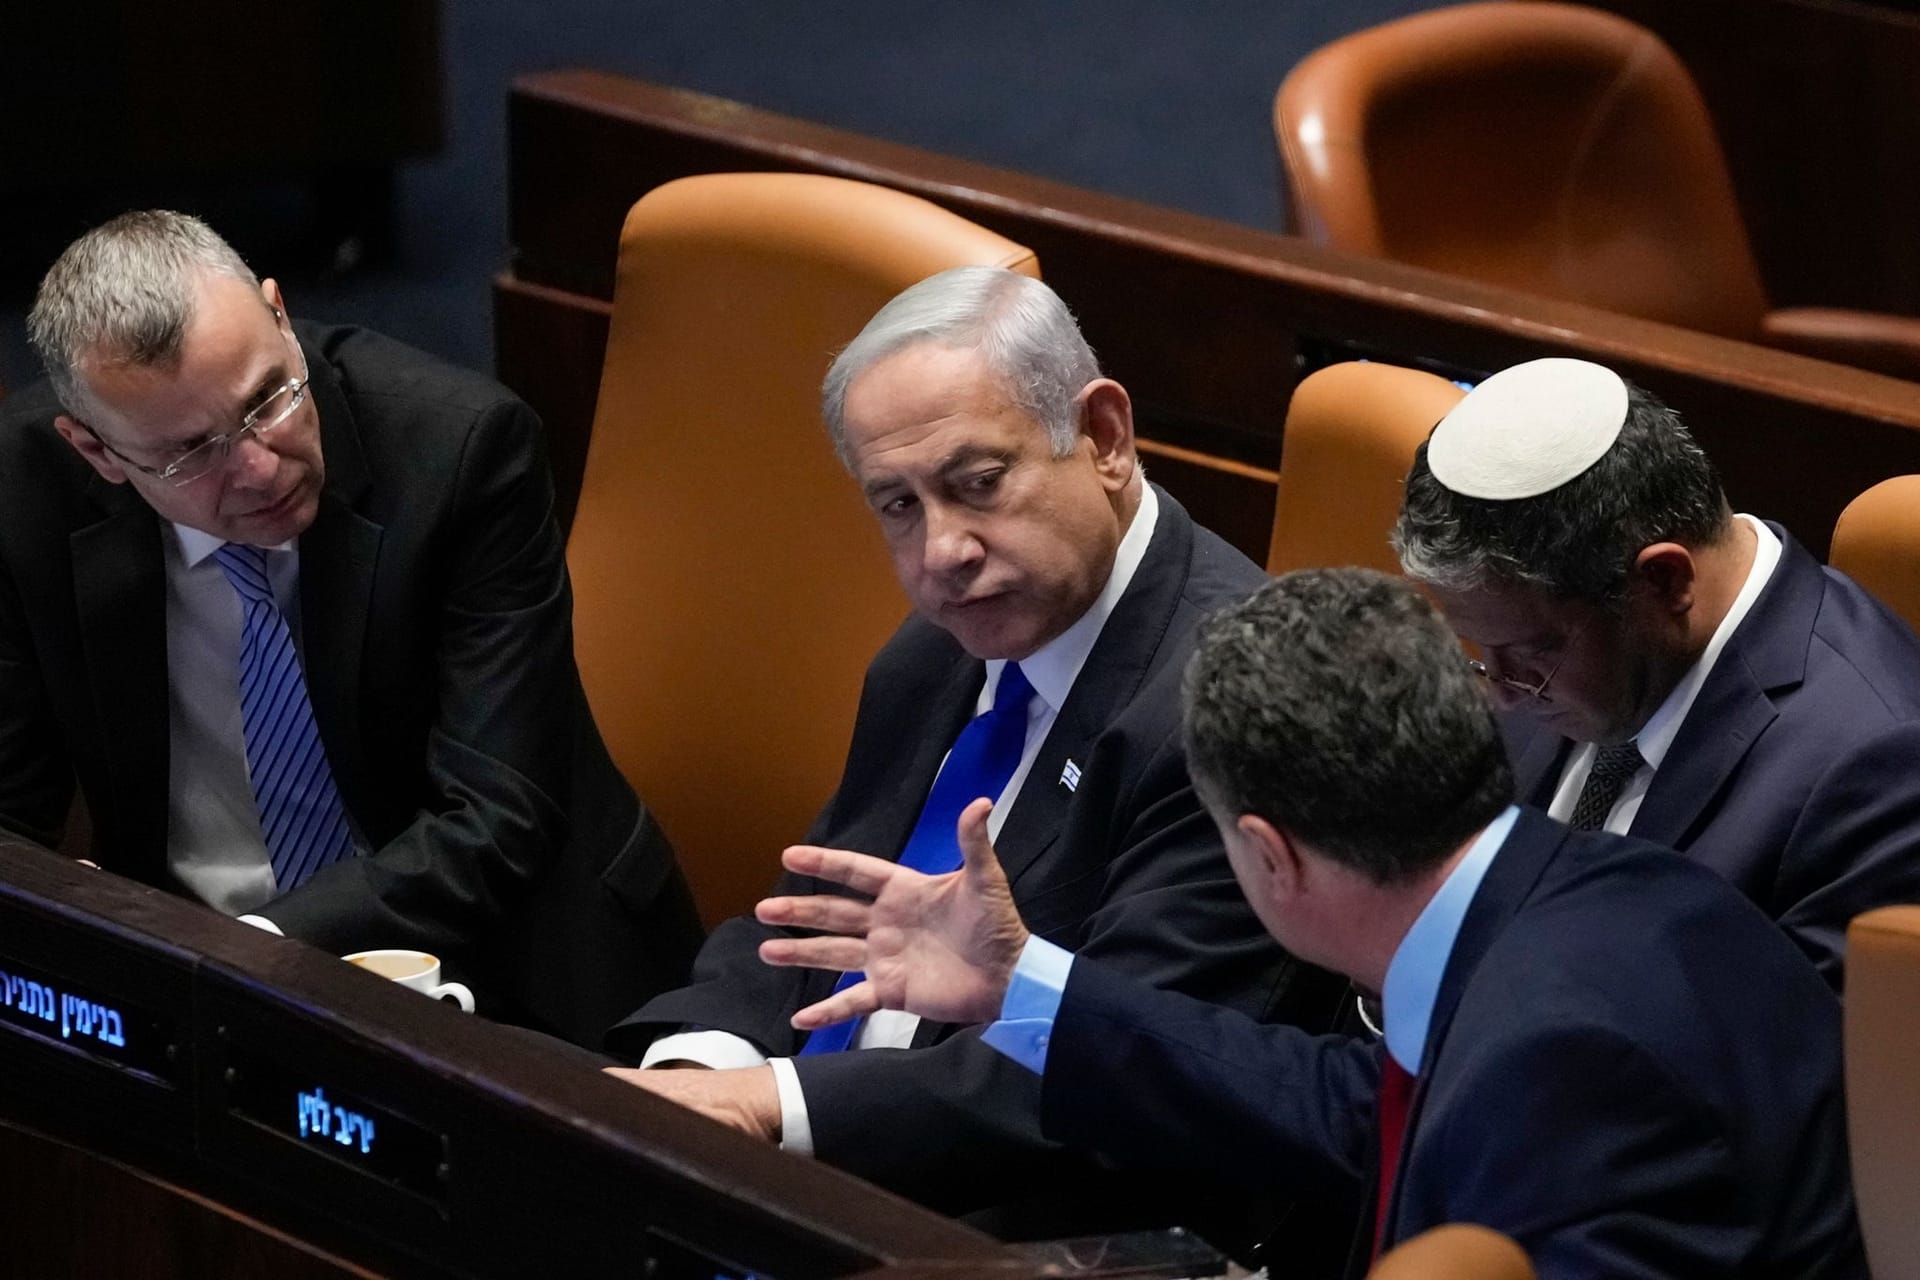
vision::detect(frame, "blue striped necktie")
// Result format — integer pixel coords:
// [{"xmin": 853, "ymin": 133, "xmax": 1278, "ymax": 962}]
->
[
  {"xmin": 212, "ymin": 543, "xmax": 353, "ymax": 889},
  {"xmin": 799, "ymin": 662, "xmax": 1036, "ymax": 1055}
]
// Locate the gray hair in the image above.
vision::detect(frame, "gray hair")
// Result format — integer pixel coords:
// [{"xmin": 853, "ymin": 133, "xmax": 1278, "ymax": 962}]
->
[
  {"xmin": 1392, "ymin": 382, "xmax": 1732, "ymax": 607},
  {"xmin": 26, "ymin": 210, "xmax": 260, "ymax": 419},
  {"xmin": 820, "ymin": 266, "xmax": 1100, "ymax": 467},
  {"xmin": 1183, "ymin": 568, "xmax": 1513, "ymax": 884}
]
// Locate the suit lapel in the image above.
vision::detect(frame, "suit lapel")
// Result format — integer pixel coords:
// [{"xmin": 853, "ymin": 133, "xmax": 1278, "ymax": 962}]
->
[
  {"xmin": 1630, "ymin": 526, "xmax": 1819, "ymax": 848},
  {"xmin": 295, "ymin": 330, "xmax": 381, "ymax": 828},
  {"xmin": 994, "ymin": 491, "xmax": 1195, "ymax": 888},
  {"xmin": 1381, "ymin": 809, "xmax": 1566, "ymax": 1250},
  {"xmin": 70, "ymin": 484, "xmax": 168, "ymax": 870},
  {"xmin": 832, "ymin": 628, "xmax": 982, "ymax": 868},
  {"xmin": 1503, "ymin": 713, "xmax": 1571, "ymax": 808}
]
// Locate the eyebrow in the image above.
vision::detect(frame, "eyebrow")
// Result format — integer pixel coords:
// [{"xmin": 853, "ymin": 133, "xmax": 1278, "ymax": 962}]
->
[
  {"xmin": 149, "ymin": 365, "xmax": 292, "ymax": 455},
  {"xmin": 859, "ymin": 444, "xmax": 1014, "ymax": 501},
  {"xmin": 936, "ymin": 444, "xmax": 1015, "ymax": 475}
]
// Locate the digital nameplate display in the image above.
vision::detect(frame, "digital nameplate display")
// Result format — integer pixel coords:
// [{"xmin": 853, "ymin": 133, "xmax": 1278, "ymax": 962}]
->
[
  {"xmin": 224, "ymin": 1047, "xmax": 449, "ymax": 1205},
  {"xmin": 0, "ymin": 949, "xmax": 179, "ymax": 1083}
]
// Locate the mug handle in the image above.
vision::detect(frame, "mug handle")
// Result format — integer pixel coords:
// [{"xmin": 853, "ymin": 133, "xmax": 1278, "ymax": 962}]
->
[{"xmin": 428, "ymin": 981, "xmax": 475, "ymax": 1013}]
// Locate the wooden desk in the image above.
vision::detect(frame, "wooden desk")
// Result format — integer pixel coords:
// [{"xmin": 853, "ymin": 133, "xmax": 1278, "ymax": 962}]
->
[
  {"xmin": 496, "ymin": 70, "xmax": 1920, "ymax": 564},
  {"xmin": 0, "ymin": 839, "xmax": 1023, "ymax": 1278}
]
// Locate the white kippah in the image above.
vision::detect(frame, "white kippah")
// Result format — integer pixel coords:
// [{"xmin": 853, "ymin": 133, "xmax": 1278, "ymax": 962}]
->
[{"xmin": 1426, "ymin": 358, "xmax": 1629, "ymax": 500}]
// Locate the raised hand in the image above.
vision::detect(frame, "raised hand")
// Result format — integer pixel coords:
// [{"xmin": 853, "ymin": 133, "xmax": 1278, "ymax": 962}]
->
[{"xmin": 757, "ymin": 797, "xmax": 1030, "ymax": 1028}]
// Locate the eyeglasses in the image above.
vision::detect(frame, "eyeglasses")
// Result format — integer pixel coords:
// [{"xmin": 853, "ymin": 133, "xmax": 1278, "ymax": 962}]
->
[
  {"xmin": 82, "ymin": 309, "xmax": 310, "ymax": 488},
  {"xmin": 1468, "ymin": 640, "xmax": 1571, "ymax": 701}
]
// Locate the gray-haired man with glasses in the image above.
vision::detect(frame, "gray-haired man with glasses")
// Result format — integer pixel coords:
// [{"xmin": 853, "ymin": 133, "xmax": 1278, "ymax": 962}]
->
[
  {"xmin": 1393, "ymin": 357, "xmax": 1920, "ymax": 989},
  {"xmin": 72, "ymin": 305, "xmax": 312, "ymax": 489},
  {"xmin": 0, "ymin": 211, "xmax": 702, "ymax": 1046}
]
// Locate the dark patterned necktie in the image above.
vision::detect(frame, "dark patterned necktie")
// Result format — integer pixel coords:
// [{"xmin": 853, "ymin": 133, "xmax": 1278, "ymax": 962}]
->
[
  {"xmin": 213, "ymin": 544, "xmax": 354, "ymax": 889},
  {"xmin": 1570, "ymin": 741, "xmax": 1645, "ymax": 832},
  {"xmin": 798, "ymin": 662, "xmax": 1036, "ymax": 1055}
]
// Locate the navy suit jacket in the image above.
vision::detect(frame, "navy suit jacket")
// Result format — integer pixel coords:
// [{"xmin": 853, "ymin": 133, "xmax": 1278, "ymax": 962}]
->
[
  {"xmin": 1507, "ymin": 526, "xmax": 1920, "ymax": 987},
  {"xmin": 612, "ymin": 490, "xmax": 1347, "ymax": 1221},
  {"xmin": 0, "ymin": 325, "xmax": 703, "ymax": 1045},
  {"xmin": 1044, "ymin": 807, "xmax": 1865, "ymax": 1279}
]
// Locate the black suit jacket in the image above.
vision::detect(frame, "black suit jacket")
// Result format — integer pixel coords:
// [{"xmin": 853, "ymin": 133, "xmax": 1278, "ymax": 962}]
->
[
  {"xmin": 0, "ymin": 324, "xmax": 703, "ymax": 1045},
  {"xmin": 1507, "ymin": 526, "xmax": 1920, "ymax": 988},
  {"xmin": 1046, "ymin": 808, "xmax": 1865, "ymax": 1279},
  {"xmin": 614, "ymin": 490, "xmax": 1346, "ymax": 1222}
]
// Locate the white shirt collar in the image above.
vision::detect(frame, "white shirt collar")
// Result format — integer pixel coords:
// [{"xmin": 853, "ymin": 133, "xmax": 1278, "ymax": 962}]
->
[
  {"xmin": 171, "ymin": 523, "xmax": 296, "ymax": 569},
  {"xmin": 1631, "ymin": 514, "xmax": 1780, "ymax": 769},
  {"xmin": 985, "ymin": 483, "xmax": 1159, "ymax": 712}
]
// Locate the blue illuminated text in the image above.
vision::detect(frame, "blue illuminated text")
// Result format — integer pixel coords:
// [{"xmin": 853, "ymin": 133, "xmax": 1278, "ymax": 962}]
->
[
  {"xmin": 0, "ymin": 968, "xmax": 126, "ymax": 1048},
  {"xmin": 297, "ymin": 1087, "xmax": 377, "ymax": 1155}
]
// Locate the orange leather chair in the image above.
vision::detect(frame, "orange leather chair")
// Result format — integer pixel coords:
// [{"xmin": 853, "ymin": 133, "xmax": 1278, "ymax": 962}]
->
[
  {"xmin": 1275, "ymin": 2, "xmax": 1920, "ymax": 380},
  {"xmin": 1845, "ymin": 906, "xmax": 1920, "ymax": 1280},
  {"xmin": 1267, "ymin": 361, "xmax": 1466, "ymax": 575},
  {"xmin": 1830, "ymin": 475, "xmax": 1920, "ymax": 637},
  {"xmin": 567, "ymin": 172, "xmax": 1038, "ymax": 928},
  {"xmin": 1371, "ymin": 1223, "xmax": 1536, "ymax": 1279}
]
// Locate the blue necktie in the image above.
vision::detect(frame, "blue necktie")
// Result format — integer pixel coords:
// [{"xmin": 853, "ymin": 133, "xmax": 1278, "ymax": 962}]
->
[
  {"xmin": 798, "ymin": 662, "xmax": 1036, "ymax": 1055},
  {"xmin": 213, "ymin": 544, "xmax": 354, "ymax": 890}
]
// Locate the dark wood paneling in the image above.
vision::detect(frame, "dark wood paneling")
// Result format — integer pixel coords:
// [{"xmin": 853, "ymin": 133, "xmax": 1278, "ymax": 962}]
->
[
  {"xmin": 1571, "ymin": 0, "xmax": 1920, "ymax": 313},
  {"xmin": 498, "ymin": 70, "xmax": 1920, "ymax": 562},
  {"xmin": 0, "ymin": 1123, "xmax": 370, "ymax": 1280},
  {"xmin": 493, "ymin": 275, "xmax": 612, "ymax": 537}
]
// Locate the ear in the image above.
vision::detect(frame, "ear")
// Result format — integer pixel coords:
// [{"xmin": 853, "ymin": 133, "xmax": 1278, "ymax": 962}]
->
[
  {"xmin": 54, "ymin": 415, "xmax": 129, "ymax": 484},
  {"xmin": 260, "ymin": 277, "xmax": 286, "ymax": 316},
  {"xmin": 1074, "ymin": 378, "xmax": 1138, "ymax": 494},
  {"xmin": 1631, "ymin": 542, "xmax": 1698, "ymax": 615},
  {"xmin": 1237, "ymin": 813, "xmax": 1305, "ymax": 904}
]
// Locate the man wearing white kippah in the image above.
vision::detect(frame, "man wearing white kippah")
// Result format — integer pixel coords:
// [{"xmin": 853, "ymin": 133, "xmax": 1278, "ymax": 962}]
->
[{"xmin": 1393, "ymin": 357, "xmax": 1920, "ymax": 989}]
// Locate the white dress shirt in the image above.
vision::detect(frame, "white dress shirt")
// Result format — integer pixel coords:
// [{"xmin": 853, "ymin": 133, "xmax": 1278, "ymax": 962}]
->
[
  {"xmin": 164, "ymin": 524, "xmax": 300, "ymax": 927},
  {"xmin": 1547, "ymin": 515, "xmax": 1781, "ymax": 833},
  {"xmin": 643, "ymin": 485, "xmax": 1163, "ymax": 1154}
]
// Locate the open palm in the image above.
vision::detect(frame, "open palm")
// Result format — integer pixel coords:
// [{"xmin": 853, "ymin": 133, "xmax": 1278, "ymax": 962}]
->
[{"xmin": 757, "ymin": 797, "xmax": 1031, "ymax": 1029}]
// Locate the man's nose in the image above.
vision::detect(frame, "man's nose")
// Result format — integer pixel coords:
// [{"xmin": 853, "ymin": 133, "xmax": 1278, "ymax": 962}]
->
[
  {"xmin": 921, "ymin": 505, "xmax": 983, "ymax": 576},
  {"xmin": 225, "ymin": 432, "xmax": 279, "ymax": 487}
]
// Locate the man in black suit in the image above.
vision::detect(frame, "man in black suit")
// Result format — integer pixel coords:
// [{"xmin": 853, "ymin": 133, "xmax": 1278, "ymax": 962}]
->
[
  {"xmin": 762, "ymin": 568, "xmax": 1865, "ymax": 1278},
  {"xmin": 0, "ymin": 210, "xmax": 702, "ymax": 1045},
  {"xmin": 607, "ymin": 267, "xmax": 1341, "ymax": 1230},
  {"xmin": 1393, "ymin": 357, "xmax": 1920, "ymax": 988}
]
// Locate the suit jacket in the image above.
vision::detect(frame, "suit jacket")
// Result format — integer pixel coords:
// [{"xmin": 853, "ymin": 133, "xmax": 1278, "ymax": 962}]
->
[
  {"xmin": 613, "ymin": 490, "xmax": 1347, "ymax": 1222},
  {"xmin": 1044, "ymin": 807, "xmax": 1865, "ymax": 1279},
  {"xmin": 1507, "ymin": 525, "xmax": 1920, "ymax": 988},
  {"xmin": 0, "ymin": 324, "xmax": 703, "ymax": 1045}
]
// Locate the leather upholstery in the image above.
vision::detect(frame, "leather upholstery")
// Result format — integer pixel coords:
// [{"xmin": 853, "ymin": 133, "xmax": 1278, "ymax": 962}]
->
[
  {"xmin": 1267, "ymin": 361, "xmax": 1465, "ymax": 575},
  {"xmin": 1845, "ymin": 905, "xmax": 1920, "ymax": 1280},
  {"xmin": 1830, "ymin": 474, "xmax": 1920, "ymax": 636},
  {"xmin": 1370, "ymin": 1223, "xmax": 1536, "ymax": 1280},
  {"xmin": 1275, "ymin": 2, "xmax": 1920, "ymax": 380},
  {"xmin": 566, "ymin": 172, "xmax": 1037, "ymax": 928}
]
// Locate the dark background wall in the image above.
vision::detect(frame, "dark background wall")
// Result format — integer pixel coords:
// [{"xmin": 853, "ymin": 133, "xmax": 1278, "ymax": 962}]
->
[{"xmin": 0, "ymin": 1, "xmax": 1435, "ymax": 394}]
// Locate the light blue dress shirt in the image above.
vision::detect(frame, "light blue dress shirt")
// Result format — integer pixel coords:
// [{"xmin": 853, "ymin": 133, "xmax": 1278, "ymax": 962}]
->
[{"xmin": 980, "ymin": 806, "xmax": 1522, "ymax": 1076}]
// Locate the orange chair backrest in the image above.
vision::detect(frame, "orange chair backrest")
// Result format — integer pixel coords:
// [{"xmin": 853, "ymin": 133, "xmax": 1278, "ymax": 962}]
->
[
  {"xmin": 1268, "ymin": 361, "xmax": 1465, "ymax": 576},
  {"xmin": 1275, "ymin": 2, "xmax": 1768, "ymax": 339},
  {"xmin": 568, "ymin": 172, "xmax": 1038, "ymax": 927},
  {"xmin": 1830, "ymin": 475, "xmax": 1920, "ymax": 638},
  {"xmin": 1371, "ymin": 1223, "xmax": 1536, "ymax": 1280},
  {"xmin": 1846, "ymin": 906, "xmax": 1920, "ymax": 1280}
]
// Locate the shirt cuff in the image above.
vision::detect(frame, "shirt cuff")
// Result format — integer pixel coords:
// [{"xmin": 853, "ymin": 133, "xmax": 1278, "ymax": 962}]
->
[
  {"xmin": 639, "ymin": 1029, "xmax": 770, "ymax": 1071},
  {"xmin": 767, "ymin": 1056, "xmax": 813, "ymax": 1156},
  {"xmin": 236, "ymin": 914, "xmax": 283, "ymax": 936},
  {"xmin": 978, "ymin": 934, "xmax": 1074, "ymax": 1075}
]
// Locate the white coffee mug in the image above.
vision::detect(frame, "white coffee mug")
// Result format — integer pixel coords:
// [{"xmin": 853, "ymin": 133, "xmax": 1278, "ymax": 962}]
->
[{"xmin": 341, "ymin": 949, "xmax": 475, "ymax": 1012}]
